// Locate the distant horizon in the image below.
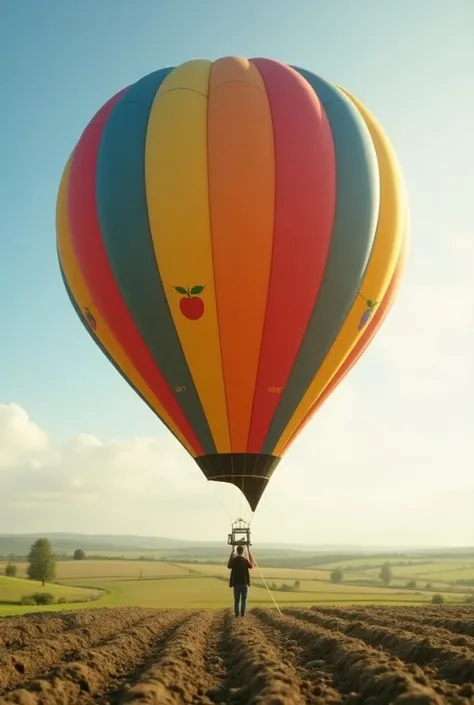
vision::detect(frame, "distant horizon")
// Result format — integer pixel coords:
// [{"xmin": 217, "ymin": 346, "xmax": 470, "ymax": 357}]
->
[{"xmin": 0, "ymin": 530, "xmax": 472, "ymax": 553}]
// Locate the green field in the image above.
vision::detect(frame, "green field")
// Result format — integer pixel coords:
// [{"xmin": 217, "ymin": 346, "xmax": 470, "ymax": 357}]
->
[
  {"xmin": 0, "ymin": 574, "xmax": 101, "ymax": 607},
  {"xmin": 318, "ymin": 557, "xmax": 474, "ymax": 587},
  {"xmin": 0, "ymin": 559, "xmax": 189, "ymax": 581},
  {"xmin": 1, "ymin": 551, "xmax": 473, "ymax": 617}
]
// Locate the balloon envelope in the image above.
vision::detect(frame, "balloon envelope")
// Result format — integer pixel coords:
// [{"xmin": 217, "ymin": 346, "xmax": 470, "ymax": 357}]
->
[{"xmin": 56, "ymin": 57, "xmax": 408, "ymax": 511}]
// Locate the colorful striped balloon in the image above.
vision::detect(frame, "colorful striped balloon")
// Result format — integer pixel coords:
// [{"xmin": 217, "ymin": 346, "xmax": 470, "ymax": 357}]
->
[{"xmin": 56, "ymin": 56, "xmax": 408, "ymax": 512}]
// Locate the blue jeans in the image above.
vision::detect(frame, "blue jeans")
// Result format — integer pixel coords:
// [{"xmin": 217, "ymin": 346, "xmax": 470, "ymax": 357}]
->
[{"xmin": 233, "ymin": 584, "xmax": 249, "ymax": 616}]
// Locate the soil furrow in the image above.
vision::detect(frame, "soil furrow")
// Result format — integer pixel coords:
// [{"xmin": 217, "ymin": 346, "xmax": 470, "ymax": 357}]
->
[
  {"xmin": 193, "ymin": 611, "xmax": 229, "ymax": 704},
  {"xmin": 396, "ymin": 614, "xmax": 474, "ymax": 639},
  {"xmin": 215, "ymin": 611, "xmax": 308, "ymax": 705},
  {"xmin": 1, "ymin": 606, "xmax": 474, "ymax": 704},
  {"xmin": 287, "ymin": 607, "xmax": 474, "ymax": 686},
  {"xmin": 316, "ymin": 606, "xmax": 474, "ymax": 638},
  {"xmin": 252, "ymin": 610, "xmax": 344, "ymax": 703},
  {"xmin": 112, "ymin": 611, "xmax": 219, "ymax": 704},
  {"xmin": 255, "ymin": 608, "xmax": 473, "ymax": 704},
  {"xmin": 314, "ymin": 606, "xmax": 474, "ymax": 652},
  {"xmin": 0, "ymin": 610, "xmax": 187, "ymax": 704},
  {"xmin": 0, "ymin": 611, "xmax": 110, "ymax": 651},
  {"xmin": 0, "ymin": 608, "xmax": 153, "ymax": 694}
]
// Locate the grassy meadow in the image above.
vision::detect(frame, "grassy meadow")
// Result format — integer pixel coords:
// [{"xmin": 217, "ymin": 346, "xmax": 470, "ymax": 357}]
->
[
  {"xmin": 1, "ymin": 549, "xmax": 474, "ymax": 616},
  {"xmin": 0, "ymin": 574, "xmax": 101, "ymax": 606}
]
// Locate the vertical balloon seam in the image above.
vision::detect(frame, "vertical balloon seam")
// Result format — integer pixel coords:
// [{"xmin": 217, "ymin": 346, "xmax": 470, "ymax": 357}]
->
[
  {"xmin": 243, "ymin": 60, "xmax": 275, "ymax": 502},
  {"xmin": 147, "ymin": 65, "xmax": 223, "ymax": 458},
  {"xmin": 240, "ymin": 59, "xmax": 278, "ymax": 493},
  {"xmin": 206, "ymin": 61, "xmax": 234, "ymax": 460},
  {"xmin": 259, "ymin": 69, "xmax": 335, "ymax": 456},
  {"xmin": 243, "ymin": 58, "xmax": 288, "ymax": 460},
  {"xmin": 238, "ymin": 66, "xmax": 269, "ymax": 501},
  {"xmin": 267, "ymin": 123, "xmax": 381, "ymax": 454},
  {"xmin": 103, "ymin": 73, "xmax": 207, "ymax": 443},
  {"xmin": 245, "ymin": 59, "xmax": 336, "ymax": 456},
  {"xmin": 254, "ymin": 70, "xmax": 336, "ymax": 460},
  {"xmin": 298, "ymin": 85, "xmax": 405, "ymax": 414},
  {"xmin": 278, "ymin": 216, "xmax": 409, "ymax": 455},
  {"xmin": 67, "ymin": 90, "xmax": 128, "ymax": 354},
  {"xmin": 298, "ymin": 87, "xmax": 384, "ymax": 404},
  {"xmin": 264, "ymin": 75, "xmax": 378, "ymax": 456},
  {"xmin": 271, "ymin": 81, "xmax": 406, "ymax": 458},
  {"xmin": 153, "ymin": 66, "xmax": 221, "ymax": 457},
  {"xmin": 206, "ymin": 58, "xmax": 276, "ymax": 469},
  {"xmin": 261, "ymin": 69, "xmax": 380, "ymax": 456},
  {"xmin": 144, "ymin": 60, "xmax": 230, "ymax": 455},
  {"xmin": 252, "ymin": 67, "xmax": 348, "ymax": 455},
  {"xmin": 205, "ymin": 59, "xmax": 231, "ymax": 482},
  {"xmin": 204, "ymin": 58, "xmax": 280, "ymax": 509},
  {"xmin": 244, "ymin": 60, "xmax": 314, "ymax": 453},
  {"xmin": 66, "ymin": 90, "xmax": 125, "ymax": 320},
  {"xmin": 56, "ymin": 156, "xmax": 197, "ymax": 457},
  {"xmin": 57, "ymin": 257, "xmax": 194, "ymax": 456},
  {"xmin": 96, "ymin": 68, "xmax": 215, "ymax": 456},
  {"xmin": 230, "ymin": 59, "xmax": 278, "ymax": 487},
  {"xmin": 305, "ymin": 85, "xmax": 404, "ymax": 393},
  {"xmin": 67, "ymin": 91, "xmax": 205, "ymax": 455}
]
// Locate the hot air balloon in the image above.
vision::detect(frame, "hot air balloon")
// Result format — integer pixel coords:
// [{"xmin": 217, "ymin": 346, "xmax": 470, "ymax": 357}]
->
[{"xmin": 56, "ymin": 56, "xmax": 408, "ymax": 514}]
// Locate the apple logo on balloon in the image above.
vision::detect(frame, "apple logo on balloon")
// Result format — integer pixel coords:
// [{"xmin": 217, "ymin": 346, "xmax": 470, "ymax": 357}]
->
[{"xmin": 174, "ymin": 286, "xmax": 205, "ymax": 321}]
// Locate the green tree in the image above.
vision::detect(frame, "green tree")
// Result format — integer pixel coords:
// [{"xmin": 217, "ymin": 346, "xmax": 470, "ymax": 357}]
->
[
  {"xmin": 294, "ymin": 580, "xmax": 300, "ymax": 590},
  {"xmin": 5, "ymin": 562, "xmax": 17, "ymax": 577},
  {"xmin": 73, "ymin": 548, "xmax": 86, "ymax": 560},
  {"xmin": 27, "ymin": 539, "xmax": 56, "ymax": 586},
  {"xmin": 406, "ymin": 580, "xmax": 417, "ymax": 589},
  {"xmin": 379, "ymin": 562, "xmax": 392, "ymax": 586},
  {"xmin": 431, "ymin": 593, "xmax": 445, "ymax": 605},
  {"xmin": 330, "ymin": 568, "xmax": 344, "ymax": 584}
]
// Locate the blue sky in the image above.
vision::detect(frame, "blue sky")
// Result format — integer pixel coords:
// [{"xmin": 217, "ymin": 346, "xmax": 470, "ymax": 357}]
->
[{"xmin": 0, "ymin": 1, "xmax": 473, "ymax": 544}]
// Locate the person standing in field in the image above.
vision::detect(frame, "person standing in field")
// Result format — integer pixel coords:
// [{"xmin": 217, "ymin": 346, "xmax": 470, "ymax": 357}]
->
[{"xmin": 227, "ymin": 545, "xmax": 254, "ymax": 617}]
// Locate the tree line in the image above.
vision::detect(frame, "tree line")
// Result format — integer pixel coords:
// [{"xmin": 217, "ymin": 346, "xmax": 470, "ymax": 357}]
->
[
  {"xmin": 3, "ymin": 540, "xmax": 87, "ymax": 585},
  {"xmin": 329, "ymin": 562, "xmax": 394, "ymax": 586}
]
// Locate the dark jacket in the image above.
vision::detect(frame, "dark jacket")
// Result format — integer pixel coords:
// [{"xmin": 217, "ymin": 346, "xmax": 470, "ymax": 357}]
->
[{"xmin": 228, "ymin": 554, "xmax": 253, "ymax": 587}]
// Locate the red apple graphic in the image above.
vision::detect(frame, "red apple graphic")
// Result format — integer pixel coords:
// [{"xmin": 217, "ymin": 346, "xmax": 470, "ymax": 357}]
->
[{"xmin": 175, "ymin": 285, "xmax": 205, "ymax": 320}]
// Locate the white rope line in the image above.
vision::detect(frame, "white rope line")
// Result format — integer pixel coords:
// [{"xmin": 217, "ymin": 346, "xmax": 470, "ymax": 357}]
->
[
  {"xmin": 209, "ymin": 481, "xmax": 235, "ymax": 528},
  {"xmin": 252, "ymin": 551, "xmax": 283, "ymax": 615}
]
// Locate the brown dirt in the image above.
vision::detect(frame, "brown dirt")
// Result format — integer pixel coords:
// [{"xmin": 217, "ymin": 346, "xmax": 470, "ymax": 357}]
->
[{"xmin": 0, "ymin": 605, "xmax": 473, "ymax": 704}]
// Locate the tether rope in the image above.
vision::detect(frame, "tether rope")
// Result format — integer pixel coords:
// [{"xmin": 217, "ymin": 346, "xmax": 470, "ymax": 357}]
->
[{"xmin": 251, "ymin": 551, "xmax": 283, "ymax": 615}]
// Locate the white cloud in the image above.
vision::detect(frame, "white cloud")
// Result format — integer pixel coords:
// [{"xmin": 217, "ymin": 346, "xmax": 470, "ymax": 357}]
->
[
  {"xmin": 0, "ymin": 233, "xmax": 473, "ymax": 546},
  {"xmin": 0, "ymin": 404, "xmax": 48, "ymax": 469},
  {"xmin": 0, "ymin": 402, "xmax": 239, "ymax": 540}
]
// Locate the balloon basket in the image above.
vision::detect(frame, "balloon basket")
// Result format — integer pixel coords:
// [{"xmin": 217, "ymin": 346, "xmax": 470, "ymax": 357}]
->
[{"xmin": 227, "ymin": 518, "xmax": 251, "ymax": 547}]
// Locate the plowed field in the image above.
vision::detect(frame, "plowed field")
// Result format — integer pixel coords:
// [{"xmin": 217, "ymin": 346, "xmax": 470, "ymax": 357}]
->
[{"xmin": 1, "ymin": 605, "xmax": 474, "ymax": 703}]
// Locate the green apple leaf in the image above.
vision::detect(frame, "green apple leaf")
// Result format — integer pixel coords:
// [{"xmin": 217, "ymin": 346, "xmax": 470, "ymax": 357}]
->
[
  {"xmin": 190, "ymin": 285, "xmax": 204, "ymax": 295},
  {"xmin": 175, "ymin": 286, "xmax": 188, "ymax": 295}
]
